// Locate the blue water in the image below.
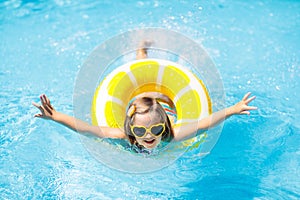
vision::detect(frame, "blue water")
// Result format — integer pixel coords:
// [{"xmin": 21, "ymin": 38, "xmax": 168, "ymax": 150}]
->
[{"xmin": 1, "ymin": 0, "xmax": 299, "ymax": 199}]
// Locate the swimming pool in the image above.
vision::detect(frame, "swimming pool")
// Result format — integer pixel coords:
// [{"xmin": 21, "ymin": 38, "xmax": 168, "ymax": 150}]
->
[{"xmin": 1, "ymin": 0, "xmax": 299, "ymax": 199}]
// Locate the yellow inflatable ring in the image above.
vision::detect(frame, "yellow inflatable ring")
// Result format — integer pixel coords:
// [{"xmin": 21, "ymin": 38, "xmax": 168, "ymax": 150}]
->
[{"xmin": 91, "ymin": 58, "xmax": 212, "ymax": 146}]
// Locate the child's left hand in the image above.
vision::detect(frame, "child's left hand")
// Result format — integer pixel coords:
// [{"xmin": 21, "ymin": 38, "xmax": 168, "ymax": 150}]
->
[{"xmin": 229, "ymin": 92, "xmax": 258, "ymax": 115}]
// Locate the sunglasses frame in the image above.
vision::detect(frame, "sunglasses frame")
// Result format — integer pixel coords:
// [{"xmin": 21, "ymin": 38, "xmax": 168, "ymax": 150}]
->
[{"xmin": 130, "ymin": 123, "xmax": 166, "ymax": 138}]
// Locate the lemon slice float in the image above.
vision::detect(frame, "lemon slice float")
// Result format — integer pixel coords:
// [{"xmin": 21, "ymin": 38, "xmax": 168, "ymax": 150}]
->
[{"xmin": 91, "ymin": 58, "xmax": 212, "ymax": 147}]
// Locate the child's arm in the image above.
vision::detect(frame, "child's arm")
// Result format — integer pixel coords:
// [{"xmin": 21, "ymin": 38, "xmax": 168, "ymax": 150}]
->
[
  {"xmin": 32, "ymin": 94, "xmax": 125, "ymax": 139},
  {"xmin": 173, "ymin": 92, "xmax": 257, "ymax": 141}
]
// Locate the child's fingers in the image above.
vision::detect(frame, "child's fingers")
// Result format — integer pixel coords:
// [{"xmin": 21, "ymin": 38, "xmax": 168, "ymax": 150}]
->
[
  {"xmin": 41, "ymin": 94, "xmax": 47, "ymax": 105},
  {"xmin": 34, "ymin": 113, "xmax": 42, "ymax": 118},
  {"xmin": 245, "ymin": 95, "xmax": 256, "ymax": 104},
  {"xmin": 43, "ymin": 104, "xmax": 53, "ymax": 115},
  {"xmin": 246, "ymin": 106, "xmax": 258, "ymax": 110},
  {"xmin": 240, "ymin": 111, "xmax": 250, "ymax": 115},
  {"xmin": 48, "ymin": 104, "xmax": 54, "ymax": 110},
  {"xmin": 34, "ymin": 95, "xmax": 54, "ymax": 116},
  {"xmin": 32, "ymin": 102, "xmax": 40, "ymax": 108},
  {"xmin": 41, "ymin": 94, "xmax": 54, "ymax": 110},
  {"xmin": 44, "ymin": 94, "xmax": 50, "ymax": 105},
  {"xmin": 32, "ymin": 102, "xmax": 44, "ymax": 113},
  {"xmin": 242, "ymin": 92, "xmax": 251, "ymax": 101},
  {"xmin": 40, "ymin": 95, "xmax": 45, "ymax": 106},
  {"xmin": 38, "ymin": 97, "xmax": 52, "ymax": 115},
  {"xmin": 46, "ymin": 96, "xmax": 54, "ymax": 110},
  {"xmin": 32, "ymin": 102, "xmax": 46, "ymax": 117}
]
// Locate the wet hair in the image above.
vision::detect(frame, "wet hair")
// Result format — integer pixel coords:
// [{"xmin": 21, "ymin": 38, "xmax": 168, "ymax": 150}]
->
[{"xmin": 124, "ymin": 97, "xmax": 174, "ymax": 148}]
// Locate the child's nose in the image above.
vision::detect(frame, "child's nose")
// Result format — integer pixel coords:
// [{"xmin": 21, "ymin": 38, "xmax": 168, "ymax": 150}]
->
[{"xmin": 144, "ymin": 131, "xmax": 153, "ymax": 138}]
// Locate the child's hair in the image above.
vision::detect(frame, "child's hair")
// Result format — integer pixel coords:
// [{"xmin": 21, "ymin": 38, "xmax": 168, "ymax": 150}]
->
[{"xmin": 124, "ymin": 97, "xmax": 174, "ymax": 148}]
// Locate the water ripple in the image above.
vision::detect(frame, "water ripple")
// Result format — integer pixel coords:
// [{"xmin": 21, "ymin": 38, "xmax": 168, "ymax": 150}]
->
[{"xmin": 181, "ymin": 175, "xmax": 299, "ymax": 200}]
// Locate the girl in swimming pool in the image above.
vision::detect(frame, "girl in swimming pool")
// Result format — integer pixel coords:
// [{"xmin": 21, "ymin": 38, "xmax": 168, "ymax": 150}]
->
[
  {"xmin": 33, "ymin": 92, "xmax": 257, "ymax": 151},
  {"xmin": 32, "ymin": 44, "xmax": 257, "ymax": 151}
]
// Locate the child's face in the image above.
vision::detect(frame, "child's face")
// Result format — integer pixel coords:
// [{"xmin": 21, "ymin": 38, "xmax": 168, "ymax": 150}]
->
[{"xmin": 133, "ymin": 112, "xmax": 162, "ymax": 149}]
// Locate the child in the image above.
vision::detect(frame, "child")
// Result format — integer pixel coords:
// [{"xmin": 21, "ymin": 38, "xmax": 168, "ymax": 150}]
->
[{"xmin": 32, "ymin": 44, "xmax": 257, "ymax": 152}]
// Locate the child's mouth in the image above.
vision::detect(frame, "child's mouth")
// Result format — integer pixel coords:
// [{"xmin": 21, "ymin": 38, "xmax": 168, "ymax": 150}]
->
[{"xmin": 144, "ymin": 139, "xmax": 155, "ymax": 144}]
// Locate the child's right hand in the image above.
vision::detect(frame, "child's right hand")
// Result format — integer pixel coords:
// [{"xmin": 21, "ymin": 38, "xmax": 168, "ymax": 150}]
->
[{"xmin": 32, "ymin": 94, "xmax": 56, "ymax": 120}]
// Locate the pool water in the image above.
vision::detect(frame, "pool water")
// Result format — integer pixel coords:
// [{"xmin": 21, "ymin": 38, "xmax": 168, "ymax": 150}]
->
[{"xmin": 1, "ymin": 0, "xmax": 299, "ymax": 199}]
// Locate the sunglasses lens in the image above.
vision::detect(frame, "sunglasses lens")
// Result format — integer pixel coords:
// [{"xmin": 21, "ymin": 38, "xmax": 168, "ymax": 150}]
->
[
  {"xmin": 151, "ymin": 124, "xmax": 164, "ymax": 136},
  {"xmin": 132, "ymin": 127, "xmax": 146, "ymax": 137}
]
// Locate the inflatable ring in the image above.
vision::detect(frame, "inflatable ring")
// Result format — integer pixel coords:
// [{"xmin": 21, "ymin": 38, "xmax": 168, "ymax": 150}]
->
[{"xmin": 91, "ymin": 58, "xmax": 212, "ymax": 147}]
